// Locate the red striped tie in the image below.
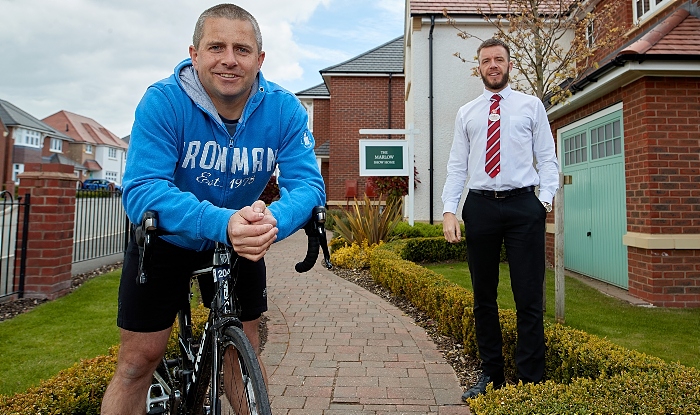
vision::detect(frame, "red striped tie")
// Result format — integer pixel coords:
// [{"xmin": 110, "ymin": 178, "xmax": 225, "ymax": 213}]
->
[{"xmin": 485, "ymin": 94, "xmax": 502, "ymax": 178}]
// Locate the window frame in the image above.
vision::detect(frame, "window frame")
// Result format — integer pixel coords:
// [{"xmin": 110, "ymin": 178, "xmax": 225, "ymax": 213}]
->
[
  {"xmin": 633, "ymin": 0, "xmax": 669, "ymax": 22},
  {"xmin": 50, "ymin": 138, "xmax": 63, "ymax": 153}
]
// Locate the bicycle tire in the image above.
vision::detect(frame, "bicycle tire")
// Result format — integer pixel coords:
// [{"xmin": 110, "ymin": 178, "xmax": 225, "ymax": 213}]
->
[{"xmin": 212, "ymin": 325, "xmax": 271, "ymax": 415}]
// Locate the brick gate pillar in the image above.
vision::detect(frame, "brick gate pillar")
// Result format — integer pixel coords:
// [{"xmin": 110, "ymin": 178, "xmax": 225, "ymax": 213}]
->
[{"xmin": 17, "ymin": 163, "xmax": 77, "ymax": 300}]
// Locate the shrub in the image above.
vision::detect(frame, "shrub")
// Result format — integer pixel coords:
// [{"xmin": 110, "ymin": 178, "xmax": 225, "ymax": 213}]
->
[
  {"xmin": 324, "ymin": 209, "xmax": 346, "ymax": 232},
  {"xmin": 330, "ymin": 194, "xmax": 402, "ymax": 246},
  {"xmin": 390, "ymin": 221, "xmax": 446, "ymax": 239},
  {"xmin": 0, "ymin": 348, "xmax": 118, "ymax": 414},
  {"xmin": 400, "ymin": 236, "xmax": 467, "ymax": 263},
  {"xmin": 368, "ymin": 239, "xmax": 698, "ymax": 414},
  {"xmin": 330, "ymin": 240, "xmax": 380, "ymax": 270},
  {"xmin": 469, "ymin": 365, "xmax": 700, "ymax": 414}
]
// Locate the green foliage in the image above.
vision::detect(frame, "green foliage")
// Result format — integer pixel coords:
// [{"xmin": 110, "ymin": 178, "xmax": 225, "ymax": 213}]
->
[
  {"xmin": 469, "ymin": 365, "xmax": 700, "ymax": 415},
  {"xmin": 400, "ymin": 236, "xmax": 467, "ymax": 263},
  {"xmin": 330, "ymin": 240, "xmax": 380, "ymax": 270},
  {"xmin": 428, "ymin": 261, "xmax": 700, "ymax": 369},
  {"xmin": 76, "ymin": 189, "xmax": 118, "ymax": 198},
  {"xmin": 390, "ymin": 221, "xmax": 446, "ymax": 239},
  {"xmin": 368, "ymin": 239, "xmax": 698, "ymax": 413},
  {"xmin": 329, "ymin": 194, "xmax": 402, "ymax": 246},
  {"xmin": 0, "ymin": 272, "xmax": 120, "ymax": 396},
  {"xmin": 324, "ymin": 209, "xmax": 346, "ymax": 232},
  {"xmin": 0, "ymin": 291, "xmax": 209, "ymax": 413},
  {"xmin": 0, "ymin": 348, "xmax": 118, "ymax": 414}
]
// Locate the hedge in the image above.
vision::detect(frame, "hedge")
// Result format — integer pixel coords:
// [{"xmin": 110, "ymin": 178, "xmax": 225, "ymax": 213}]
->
[{"xmin": 370, "ymin": 237, "xmax": 700, "ymax": 414}]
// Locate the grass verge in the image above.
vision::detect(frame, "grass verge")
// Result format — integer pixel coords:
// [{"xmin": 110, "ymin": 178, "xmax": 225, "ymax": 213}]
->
[
  {"xmin": 426, "ymin": 262, "xmax": 700, "ymax": 369},
  {"xmin": 0, "ymin": 270, "xmax": 120, "ymax": 396}
]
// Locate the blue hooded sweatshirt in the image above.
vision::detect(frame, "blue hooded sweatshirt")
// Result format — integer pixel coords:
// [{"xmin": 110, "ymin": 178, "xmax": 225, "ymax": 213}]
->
[{"xmin": 122, "ymin": 59, "xmax": 326, "ymax": 251}]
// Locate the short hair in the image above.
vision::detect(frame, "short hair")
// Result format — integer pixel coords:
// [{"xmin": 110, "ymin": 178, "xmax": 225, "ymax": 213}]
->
[
  {"xmin": 192, "ymin": 3, "xmax": 263, "ymax": 53},
  {"xmin": 477, "ymin": 38, "xmax": 510, "ymax": 61}
]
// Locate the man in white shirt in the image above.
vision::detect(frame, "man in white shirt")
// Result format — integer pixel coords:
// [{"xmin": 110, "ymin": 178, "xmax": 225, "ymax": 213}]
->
[{"xmin": 442, "ymin": 38, "xmax": 560, "ymax": 401}]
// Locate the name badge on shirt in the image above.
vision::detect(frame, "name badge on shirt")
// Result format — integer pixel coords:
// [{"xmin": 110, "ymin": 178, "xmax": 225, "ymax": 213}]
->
[{"xmin": 489, "ymin": 113, "xmax": 500, "ymax": 122}]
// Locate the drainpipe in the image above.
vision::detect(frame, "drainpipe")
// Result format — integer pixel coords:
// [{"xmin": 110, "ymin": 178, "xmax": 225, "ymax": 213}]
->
[{"xmin": 429, "ymin": 15, "xmax": 435, "ymax": 224}]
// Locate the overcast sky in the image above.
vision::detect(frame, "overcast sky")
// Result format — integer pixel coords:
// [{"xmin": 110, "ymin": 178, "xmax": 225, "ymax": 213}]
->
[{"xmin": 0, "ymin": 0, "xmax": 404, "ymax": 138}]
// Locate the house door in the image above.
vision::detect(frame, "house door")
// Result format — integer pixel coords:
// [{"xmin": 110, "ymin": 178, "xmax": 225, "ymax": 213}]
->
[{"xmin": 561, "ymin": 109, "xmax": 628, "ymax": 289}]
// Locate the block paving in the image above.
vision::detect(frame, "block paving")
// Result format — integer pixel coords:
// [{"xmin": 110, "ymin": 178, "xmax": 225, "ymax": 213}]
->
[{"xmin": 262, "ymin": 231, "xmax": 471, "ymax": 414}]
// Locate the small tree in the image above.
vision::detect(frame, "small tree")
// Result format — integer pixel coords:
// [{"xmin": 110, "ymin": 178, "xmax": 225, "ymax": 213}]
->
[
  {"xmin": 445, "ymin": 0, "xmax": 630, "ymax": 105},
  {"xmin": 367, "ymin": 165, "xmax": 421, "ymax": 205}
]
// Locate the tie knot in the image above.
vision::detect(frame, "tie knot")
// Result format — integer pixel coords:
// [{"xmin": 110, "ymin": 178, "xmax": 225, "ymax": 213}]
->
[{"xmin": 491, "ymin": 94, "xmax": 502, "ymax": 102}]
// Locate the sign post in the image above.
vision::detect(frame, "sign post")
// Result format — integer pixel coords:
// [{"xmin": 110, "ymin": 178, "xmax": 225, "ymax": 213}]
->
[{"xmin": 358, "ymin": 126, "xmax": 419, "ymax": 225}]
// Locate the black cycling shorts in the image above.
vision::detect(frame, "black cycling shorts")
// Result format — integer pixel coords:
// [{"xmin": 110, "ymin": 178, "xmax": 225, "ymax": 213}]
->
[{"xmin": 117, "ymin": 229, "xmax": 267, "ymax": 333}]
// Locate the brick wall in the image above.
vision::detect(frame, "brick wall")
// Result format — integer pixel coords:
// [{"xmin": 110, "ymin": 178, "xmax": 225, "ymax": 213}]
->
[
  {"xmin": 549, "ymin": 76, "xmax": 700, "ymax": 307},
  {"xmin": 313, "ymin": 99, "xmax": 331, "ymax": 146},
  {"xmin": 326, "ymin": 76, "xmax": 405, "ymax": 203},
  {"xmin": 16, "ymin": 163, "xmax": 77, "ymax": 300}
]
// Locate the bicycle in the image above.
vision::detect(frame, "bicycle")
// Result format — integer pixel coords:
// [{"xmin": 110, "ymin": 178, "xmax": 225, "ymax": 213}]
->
[{"xmin": 136, "ymin": 206, "xmax": 332, "ymax": 415}]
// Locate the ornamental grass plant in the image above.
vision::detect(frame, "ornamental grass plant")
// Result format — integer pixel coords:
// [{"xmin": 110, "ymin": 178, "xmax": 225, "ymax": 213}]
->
[{"xmin": 329, "ymin": 193, "xmax": 402, "ymax": 246}]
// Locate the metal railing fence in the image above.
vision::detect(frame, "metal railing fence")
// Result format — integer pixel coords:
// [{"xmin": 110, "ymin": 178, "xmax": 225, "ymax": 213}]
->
[
  {"xmin": 73, "ymin": 189, "xmax": 129, "ymax": 263},
  {"xmin": 0, "ymin": 192, "xmax": 29, "ymax": 300}
]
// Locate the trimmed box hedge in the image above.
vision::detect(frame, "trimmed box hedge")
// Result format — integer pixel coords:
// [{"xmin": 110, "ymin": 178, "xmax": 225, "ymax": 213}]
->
[{"xmin": 370, "ymin": 237, "xmax": 700, "ymax": 414}]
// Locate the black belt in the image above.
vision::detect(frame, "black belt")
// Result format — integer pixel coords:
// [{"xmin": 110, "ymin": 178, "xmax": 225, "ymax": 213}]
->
[{"xmin": 469, "ymin": 186, "xmax": 536, "ymax": 199}]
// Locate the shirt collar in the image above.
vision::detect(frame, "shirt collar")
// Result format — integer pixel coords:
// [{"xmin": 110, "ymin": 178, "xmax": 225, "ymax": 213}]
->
[{"xmin": 483, "ymin": 84, "xmax": 513, "ymax": 101}]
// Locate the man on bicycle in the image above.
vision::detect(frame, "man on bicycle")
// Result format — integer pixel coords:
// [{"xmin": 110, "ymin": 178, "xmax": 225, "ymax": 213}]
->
[{"xmin": 101, "ymin": 3, "xmax": 325, "ymax": 414}]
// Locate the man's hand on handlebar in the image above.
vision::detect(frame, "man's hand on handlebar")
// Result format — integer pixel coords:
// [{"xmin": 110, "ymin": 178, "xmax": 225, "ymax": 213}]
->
[{"xmin": 227, "ymin": 200, "xmax": 278, "ymax": 262}]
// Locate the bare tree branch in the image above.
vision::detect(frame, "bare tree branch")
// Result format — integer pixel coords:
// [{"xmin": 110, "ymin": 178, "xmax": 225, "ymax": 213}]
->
[{"xmin": 446, "ymin": 0, "xmax": 630, "ymax": 105}]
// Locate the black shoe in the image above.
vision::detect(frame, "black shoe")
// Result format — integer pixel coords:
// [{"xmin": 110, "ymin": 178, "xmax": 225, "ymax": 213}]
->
[{"xmin": 461, "ymin": 373, "xmax": 505, "ymax": 401}]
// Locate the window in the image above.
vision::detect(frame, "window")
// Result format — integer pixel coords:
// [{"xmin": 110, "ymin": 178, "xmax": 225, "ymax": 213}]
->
[
  {"xmin": 14, "ymin": 128, "xmax": 41, "ymax": 148},
  {"xmin": 564, "ymin": 132, "xmax": 588, "ymax": 166},
  {"xmin": 591, "ymin": 120, "xmax": 622, "ymax": 160},
  {"xmin": 12, "ymin": 164, "xmax": 24, "ymax": 184},
  {"xmin": 108, "ymin": 148, "xmax": 117, "ymax": 159},
  {"xmin": 85, "ymin": 144, "xmax": 93, "ymax": 154},
  {"xmin": 302, "ymin": 101, "xmax": 314, "ymax": 132},
  {"xmin": 634, "ymin": 0, "xmax": 669, "ymax": 21},
  {"xmin": 50, "ymin": 138, "xmax": 63, "ymax": 153},
  {"xmin": 586, "ymin": 21, "xmax": 595, "ymax": 48},
  {"xmin": 105, "ymin": 171, "xmax": 118, "ymax": 182}
]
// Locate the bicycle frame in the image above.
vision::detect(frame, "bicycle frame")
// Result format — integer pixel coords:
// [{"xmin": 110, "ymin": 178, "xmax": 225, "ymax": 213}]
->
[{"xmin": 140, "ymin": 206, "xmax": 331, "ymax": 415}]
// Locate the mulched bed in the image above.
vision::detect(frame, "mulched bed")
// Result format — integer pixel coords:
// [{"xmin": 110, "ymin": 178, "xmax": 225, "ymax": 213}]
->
[{"xmin": 0, "ymin": 262, "xmax": 479, "ymax": 395}]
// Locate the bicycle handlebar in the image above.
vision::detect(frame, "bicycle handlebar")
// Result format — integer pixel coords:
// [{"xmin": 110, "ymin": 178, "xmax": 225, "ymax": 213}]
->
[{"xmin": 136, "ymin": 205, "xmax": 332, "ymax": 285}]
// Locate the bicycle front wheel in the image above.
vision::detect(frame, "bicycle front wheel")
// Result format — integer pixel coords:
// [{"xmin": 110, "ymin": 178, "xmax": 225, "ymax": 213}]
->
[{"xmin": 211, "ymin": 325, "xmax": 271, "ymax": 415}]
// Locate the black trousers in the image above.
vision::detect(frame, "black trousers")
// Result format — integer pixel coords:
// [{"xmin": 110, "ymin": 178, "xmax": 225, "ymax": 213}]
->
[{"xmin": 462, "ymin": 189, "xmax": 546, "ymax": 383}]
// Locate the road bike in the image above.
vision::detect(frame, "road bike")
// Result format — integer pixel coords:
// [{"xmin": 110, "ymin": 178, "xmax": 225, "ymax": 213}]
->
[{"xmin": 136, "ymin": 206, "xmax": 331, "ymax": 415}]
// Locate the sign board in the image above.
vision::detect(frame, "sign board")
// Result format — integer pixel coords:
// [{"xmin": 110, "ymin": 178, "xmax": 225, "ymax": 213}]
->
[{"xmin": 359, "ymin": 140, "xmax": 409, "ymax": 176}]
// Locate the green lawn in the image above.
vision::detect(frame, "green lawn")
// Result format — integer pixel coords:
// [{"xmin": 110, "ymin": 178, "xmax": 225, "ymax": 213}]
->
[
  {"xmin": 0, "ymin": 271, "xmax": 121, "ymax": 396},
  {"xmin": 426, "ymin": 262, "xmax": 700, "ymax": 370}
]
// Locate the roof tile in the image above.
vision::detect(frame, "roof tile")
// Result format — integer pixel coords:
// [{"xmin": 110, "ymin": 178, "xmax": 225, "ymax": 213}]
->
[
  {"xmin": 0, "ymin": 99, "xmax": 73, "ymax": 140},
  {"xmin": 321, "ymin": 36, "xmax": 404, "ymax": 74},
  {"xmin": 42, "ymin": 110, "xmax": 128, "ymax": 149}
]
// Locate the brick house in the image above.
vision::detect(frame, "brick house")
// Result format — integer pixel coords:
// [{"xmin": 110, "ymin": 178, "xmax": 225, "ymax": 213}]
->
[
  {"xmin": 0, "ymin": 99, "xmax": 76, "ymax": 193},
  {"xmin": 406, "ymin": 0, "xmax": 699, "ymax": 307},
  {"xmin": 547, "ymin": 0, "xmax": 700, "ymax": 307},
  {"xmin": 296, "ymin": 36, "xmax": 405, "ymax": 207},
  {"xmin": 42, "ymin": 110, "xmax": 129, "ymax": 185}
]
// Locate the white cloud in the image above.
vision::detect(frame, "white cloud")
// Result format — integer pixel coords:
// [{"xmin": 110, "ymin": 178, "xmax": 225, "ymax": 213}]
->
[{"xmin": 0, "ymin": 0, "xmax": 403, "ymax": 137}]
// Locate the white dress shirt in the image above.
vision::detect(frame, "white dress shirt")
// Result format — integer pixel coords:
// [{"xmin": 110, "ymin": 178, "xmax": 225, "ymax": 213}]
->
[{"xmin": 442, "ymin": 85, "xmax": 560, "ymax": 214}]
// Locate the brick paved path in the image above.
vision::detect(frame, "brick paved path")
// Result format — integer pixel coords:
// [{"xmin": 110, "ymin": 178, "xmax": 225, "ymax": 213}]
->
[{"xmin": 261, "ymin": 230, "xmax": 471, "ymax": 415}]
